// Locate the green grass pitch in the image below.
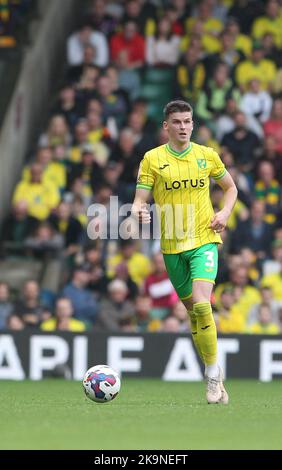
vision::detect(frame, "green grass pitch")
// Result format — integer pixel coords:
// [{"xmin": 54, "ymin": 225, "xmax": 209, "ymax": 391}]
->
[{"xmin": 0, "ymin": 379, "xmax": 282, "ymax": 450}]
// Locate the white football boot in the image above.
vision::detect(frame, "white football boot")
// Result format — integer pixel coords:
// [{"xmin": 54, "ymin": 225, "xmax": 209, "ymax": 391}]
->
[
  {"xmin": 206, "ymin": 374, "xmax": 221, "ymax": 404},
  {"xmin": 218, "ymin": 366, "xmax": 229, "ymax": 405}
]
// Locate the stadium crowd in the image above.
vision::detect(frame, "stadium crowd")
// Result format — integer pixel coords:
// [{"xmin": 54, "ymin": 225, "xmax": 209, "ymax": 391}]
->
[
  {"xmin": 0, "ymin": 0, "xmax": 34, "ymax": 48},
  {"xmin": 1, "ymin": 0, "xmax": 282, "ymax": 334}
]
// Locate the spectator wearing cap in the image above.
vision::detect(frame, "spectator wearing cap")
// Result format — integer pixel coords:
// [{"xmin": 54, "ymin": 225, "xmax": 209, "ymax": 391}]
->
[
  {"xmin": 95, "ymin": 279, "xmax": 135, "ymax": 331},
  {"xmin": 41, "ymin": 297, "xmax": 86, "ymax": 332},
  {"xmin": 62, "ymin": 267, "xmax": 98, "ymax": 324}
]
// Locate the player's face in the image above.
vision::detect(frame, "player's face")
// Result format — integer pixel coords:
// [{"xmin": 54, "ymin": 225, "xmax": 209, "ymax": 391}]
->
[{"xmin": 163, "ymin": 112, "xmax": 193, "ymax": 145}]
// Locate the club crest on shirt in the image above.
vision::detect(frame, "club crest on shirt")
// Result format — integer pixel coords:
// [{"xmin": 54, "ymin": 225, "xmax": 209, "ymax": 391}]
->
[{"xmin": 196, "ymin": 159, "xmax": 207, "ymax": 169}]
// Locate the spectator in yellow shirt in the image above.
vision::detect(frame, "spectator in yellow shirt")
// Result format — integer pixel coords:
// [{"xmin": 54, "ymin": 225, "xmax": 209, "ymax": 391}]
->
[
  {"xmin": 41, "ymin": 297, "xmax": 86, "ymax": 332},
  {"xmin": 247, "ymin": 303, "xmax": 280, "ymax": 334},
  {"xmin": 217, "ymin": 287, "xmax": 245, "ymax": 333},
  {"xmin": 235, "ymin": 42, "xmax": 276, "ymax": 91},
  {"xmin": 22, "ymin": 146, "xmax": 66, "ymax": 193},
  {"xmin": 13, "ymin": 163, "xmax": 60, "ymax": 220},
  {"xmin": 107, "ymin": 239, "xmax": 152, "ymax": 286},
  {"xmin": 215, "ymin": 265, "xmax": 261, "ymax": 320},
  {"xmin": 252, "ymin": 0, "xmax": 282, "ymax": 48},
  {"xmin": 225, "ymin": 17, "xmax": 252, "ymax": 57}
]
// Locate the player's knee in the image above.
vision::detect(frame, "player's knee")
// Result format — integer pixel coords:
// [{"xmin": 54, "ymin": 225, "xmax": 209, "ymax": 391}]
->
[{"xmin": 193, "ymin": 301, "xmax": 212, "ymax": 316}]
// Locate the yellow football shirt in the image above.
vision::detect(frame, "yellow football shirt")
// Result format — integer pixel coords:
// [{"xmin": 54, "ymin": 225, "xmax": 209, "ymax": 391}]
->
[{"xmin": 136, "ymin": 142, "xmax": 226, "ymax": 254}]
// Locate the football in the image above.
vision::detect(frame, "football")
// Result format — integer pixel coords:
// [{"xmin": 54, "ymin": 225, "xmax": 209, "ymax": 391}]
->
[{"xmin": 82, "ymin": 364, "xmax": 121, "ymax": 403}]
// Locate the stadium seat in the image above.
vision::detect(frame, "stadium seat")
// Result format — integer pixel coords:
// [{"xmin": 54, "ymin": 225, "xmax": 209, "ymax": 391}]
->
[
  {"xmin": 0, "ymin": 258, "xmax": 42, "ymax": 291},
  {"xmin": 143, "ymin": 67, "xmax": 174, "ymax": 85}
]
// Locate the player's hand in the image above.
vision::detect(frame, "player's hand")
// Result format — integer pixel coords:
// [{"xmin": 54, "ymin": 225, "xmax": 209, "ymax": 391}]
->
[
  {"xmin": 131, "ymin": 203, "xmax": 151, "ymax": 224},
  {"xmin": 210, "ymin": 209, "xmax": 230, "ymax": 233}
]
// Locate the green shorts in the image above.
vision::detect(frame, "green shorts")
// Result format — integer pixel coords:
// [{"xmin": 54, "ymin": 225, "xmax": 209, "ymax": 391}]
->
[{"xmin": 163, "ymin": 243, "xmax": 218, "ymax": 300}]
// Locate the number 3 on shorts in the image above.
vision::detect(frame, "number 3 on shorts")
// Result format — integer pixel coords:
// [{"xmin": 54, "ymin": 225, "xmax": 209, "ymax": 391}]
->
[{"xmin": 204, "ymin": 250, "xmax": 215, "ymax": 268}]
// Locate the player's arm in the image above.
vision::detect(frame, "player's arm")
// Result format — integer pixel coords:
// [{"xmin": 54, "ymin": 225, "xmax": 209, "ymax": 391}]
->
[
  {"xmin": 131, "ymin": 188, "xmax": 151, "ymax": 224},
  {"xmin": 210, "ymin": 171, "xmax": 238, "ymax": 233},
  {"xmin": 132, "ymin": 152, "xmax": 154, "ymax": 224}
]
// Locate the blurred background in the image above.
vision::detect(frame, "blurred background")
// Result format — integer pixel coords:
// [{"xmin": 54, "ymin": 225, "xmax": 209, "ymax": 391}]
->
[{"xmin": 1, "ymin": 0, "xmax": 282, "ymax": 381}]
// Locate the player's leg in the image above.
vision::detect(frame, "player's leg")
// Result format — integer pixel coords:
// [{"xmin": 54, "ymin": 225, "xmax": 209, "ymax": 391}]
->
[
  {"xmin": 190, "ymin": 244, "xmax": 228, "ymax": 404},
  {"xmin": 163, "ymin": 249, "xmax": 227, "ymax": 404},
  {"xmin": 192, "ymin": 279, "xmax": 222, "ymax": 403},
  {"xmin": 163, "ymin": 254, "xmax": 202, "ymax": 360},
  {"xmin": 192, "ymin": 280, "xmax": 218, "ymax": 371},
  {"xmin": 181, "ymin": 295, "xmax": 204, "ymax": 363}
]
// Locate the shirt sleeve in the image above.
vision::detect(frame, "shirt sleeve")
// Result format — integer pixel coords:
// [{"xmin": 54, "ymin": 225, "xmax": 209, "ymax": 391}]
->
[
  {"xmin": 136, "ymin": 152, "xmax": 155, "ymax": 190},
  {"xmin": 209, "ymin": 149, "xmax": 226, "ymax": 180}
]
